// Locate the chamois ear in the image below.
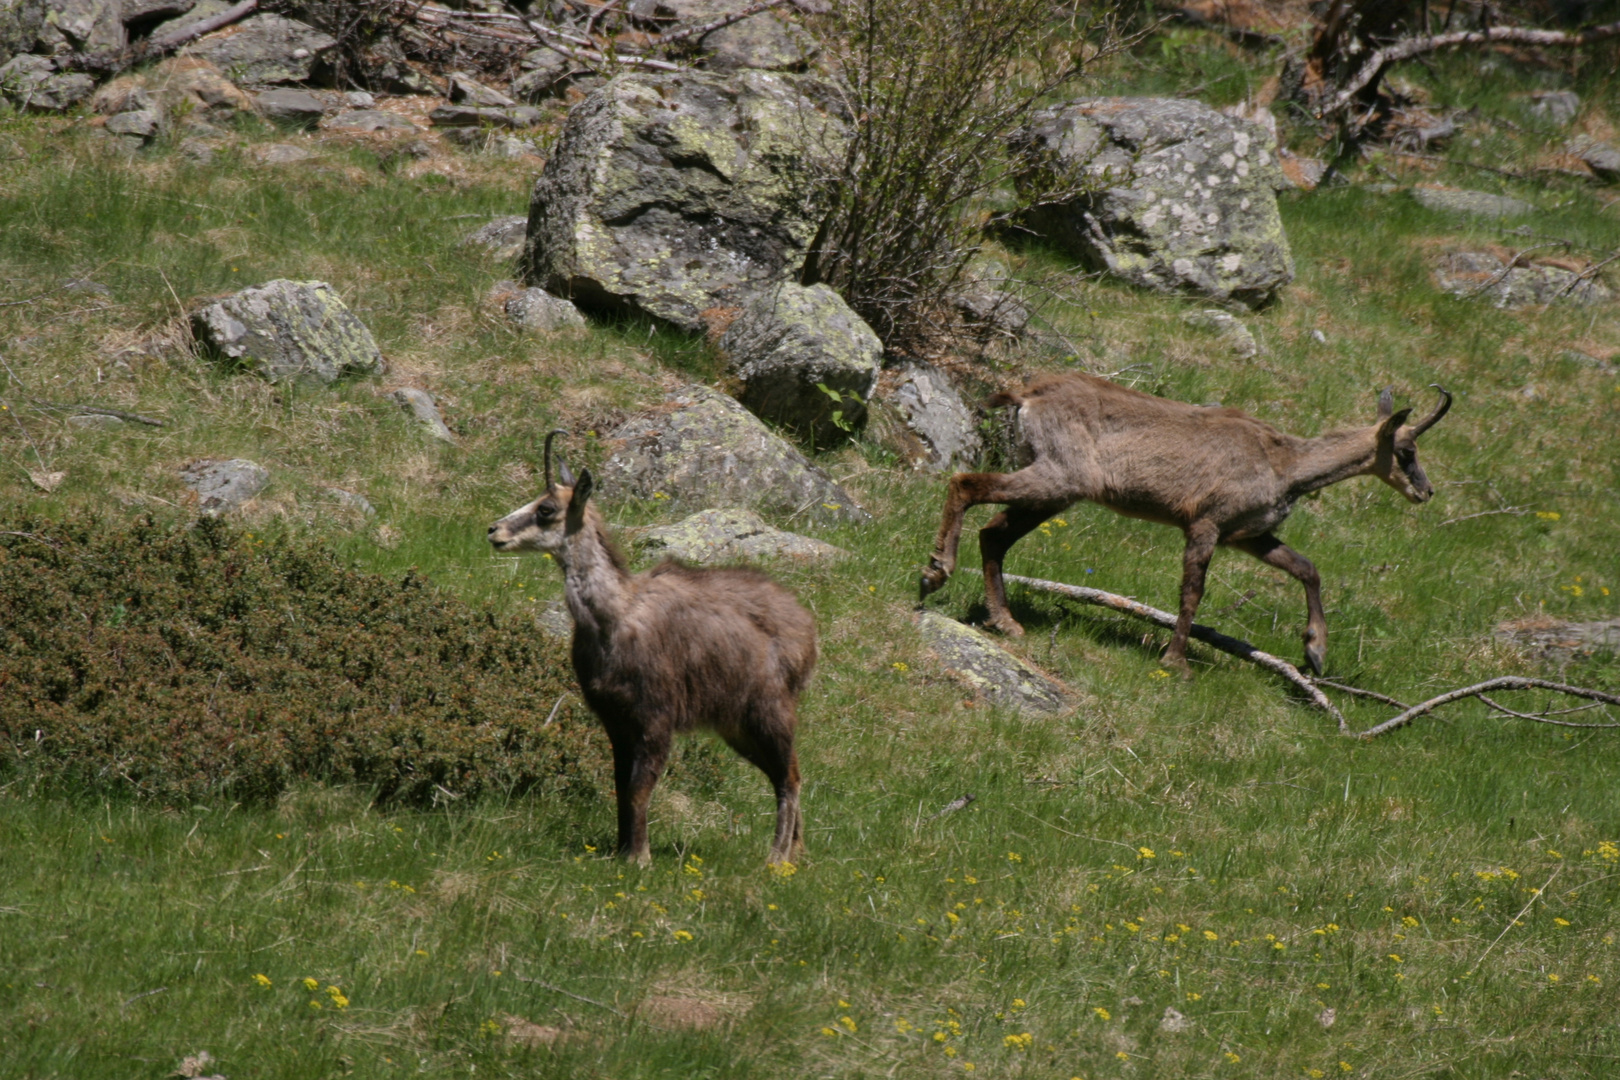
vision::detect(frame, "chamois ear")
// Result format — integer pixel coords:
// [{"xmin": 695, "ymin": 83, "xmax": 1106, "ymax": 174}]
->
[
  {"xmin": 1377, "ymin": 406, "xmax": 1412, "ymax": 440},
  {"xmin": 1376, "ymin": 386, "xmax": 1394, "ymax": 419},
  {"xmin": 558, "ymin": 459, "xmax": 576, "ymax": 488},
  {"xmin": 573, "ymin": 467, "xmax": 594, "ymax": 507}
]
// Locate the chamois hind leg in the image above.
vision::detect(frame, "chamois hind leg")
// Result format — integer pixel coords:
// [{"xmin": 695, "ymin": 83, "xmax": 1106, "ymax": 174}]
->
[
  {"xmin": 921, "ymin": 469, "xmax": 1067, "ymax": 600},
  {"xmin": 979, "ymin": 501, "xmax": 1069, "ymax": 636},
  {"xmin": 607, "ymin": 724, "xmax": 672, "ymax": 866},
  {"xmin": 1231, "ymin": 533, "xmax": 1327, "ymax": 675},
  {"xmin": 1165, "ymin": 520, "xmax": 1220, "ymax": 676},
  {"xmin": 721, "ymin": 715, "xmax": 802, "ymax": 865}
]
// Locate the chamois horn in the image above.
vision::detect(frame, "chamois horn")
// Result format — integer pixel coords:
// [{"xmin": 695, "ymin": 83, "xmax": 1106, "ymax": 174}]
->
[
  {"xmin": 1411, "ymin": 384, "xmax": 1452, "ymax": 437},
  {"xmin": 543, "ymin": 428, "xmax": 568, "ymax": 488}
]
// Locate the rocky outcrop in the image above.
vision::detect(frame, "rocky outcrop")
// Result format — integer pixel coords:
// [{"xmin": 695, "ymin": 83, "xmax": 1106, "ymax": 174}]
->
[
  {"xmin": 1, "ymin": 0, "xmax": 47, "ymax": 64},
  {"xmin": 1433, "ymin": 251, "xmax": 1610, "ymax": 308},
  {"xmin": 644, "ymin": 0, "xmax": 819, "ymax": 72},
  {"xmin": 181, "ymin": 458, "xmax": 268, "ymax": 515},
  {"xmin": 188, "ymin": 13, "xmax": 337, "ymax": 85},
  {"xmin": 915, "ymin": 609, "xmax": 1072, "ymax": 715},
  {"xmin": 717, "ymin": 282, "xmax": 881, "ymax": 445},
  {"xmin": 1013, "ymin": 97, "xmax": 1294, "ymax": 309},
  {"xmin": 255, "ymin": 87, "xmax": 326, "ymax": 129},
  {"xmin": 601, "ymin": 385, "xmax": 868, "ymax": 525},
  {"xmin": 523, "ymin": 69, "xmax": 846, "ymax": 332},
  {"xmin": 191, "ymin": 280, "xmax": 385, "ymax": 385},
  {"xmin": 633, "ymin": 507, "xmax": 846, "ymax": 564}
]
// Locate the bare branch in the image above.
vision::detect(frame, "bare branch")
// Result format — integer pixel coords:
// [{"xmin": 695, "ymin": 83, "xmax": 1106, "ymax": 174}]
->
[
  {"xmin": 1437, "ymin": 506, "xmax": 1531, "ymax": 527},
  {"xmin": 1477, "ymin": 694, "xmax": 1619, "ymax": 727},
  {"xmin": 1357, "ymin": 677, "xmax": 1620, "ymax": 738},
  {"xmin": 1313, "ymin": 679, "xmax": 1409, "ymax": 709},
  {"xmin": 984, "ymin": 570, "xmax": 1348, "ymax": 733},
  {"xmin": 1323, "ymin": 20, "xmax": 1620, "ymax": 118}
]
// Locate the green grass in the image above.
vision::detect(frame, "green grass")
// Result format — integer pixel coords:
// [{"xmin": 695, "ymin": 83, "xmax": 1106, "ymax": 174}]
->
[{"xmin": 2, "ymin": 39, "xmax": 1620, "ymax": 1080}]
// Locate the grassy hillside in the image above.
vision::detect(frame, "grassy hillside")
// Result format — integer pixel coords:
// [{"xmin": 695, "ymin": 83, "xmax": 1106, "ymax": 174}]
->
[{"xmin": 2, "ymin": 30, "xmax": 1619, "ymax": 1080}]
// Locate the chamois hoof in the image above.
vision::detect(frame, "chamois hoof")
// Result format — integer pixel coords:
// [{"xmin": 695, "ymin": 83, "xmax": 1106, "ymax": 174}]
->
[
  {"xmin": 985, "ymin": 613, "xmax": 1025, "ymax": 637},
  {"xmin": 1304, "ymin": 643, "xmax": 1326, "ymax": 677},
  {"xmin": 918, "ymin": 561, "xmax": 950, "ymax": 599}
]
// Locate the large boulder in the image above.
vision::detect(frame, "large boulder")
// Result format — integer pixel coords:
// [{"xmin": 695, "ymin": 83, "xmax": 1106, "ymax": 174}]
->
[
  {"xmin": 187, "ymin": 13, "xmax": 336, "ymax": 85},
  {"xmin": 915, "ymin": 610, "xmax": 1072, "ymax": 715},
  {"xmin": 523, "ymin": 69, "xmax": 846, "ymax": 333},
  {"xmin": 633, "ymin": 507, "xmax": 846, "ymax": 564},
  {"xmin": 1013, "ymin": 97, "xmax": 1294, "ymax": 309},
  {"xmin": 601, "ymin": 385, "xmax": 869, "ymax": 525},
  {"xmin": 0, "ymin": 54, "xmax": 94, "ymax": 111},
  {"xmin": 717, "ymin": 282, "xmax": 881, "ymax": 445},
  {"xmin": 642, "ymin": 0, "xmax": 819, "ymax": 72},
  {"xmin": 191, "ymin": 280, "xmax": 385, "ymax": 385},
  {"xmin": 2, "ymin": 0, "xmax": 47, "ymax": 64},
  {"xmin": 872, "ymin": 362, "xmax": 982, "ymax": 473},
  {"xmin": 43, "ymin": 0, "xmax": 123, "ymax": 50}
]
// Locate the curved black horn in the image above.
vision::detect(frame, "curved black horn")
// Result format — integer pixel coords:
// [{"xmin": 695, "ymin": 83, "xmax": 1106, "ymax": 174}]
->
[
  {"xmin": 1376, "ymin": 386, "xmax": 1394, "ymax": 419},
  {"xmin": 543, "ymin": 428, "xmax": 568, "ymax": 488},
  {"xmin": 1411, "ymin": 384, "xmax": 1452, "ymax": 436}
]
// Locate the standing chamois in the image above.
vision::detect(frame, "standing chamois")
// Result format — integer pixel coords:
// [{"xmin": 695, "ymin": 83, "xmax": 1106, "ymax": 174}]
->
[
  {"xmin": 488, "ymin": 432, "xmax": 817, "ymax": 865},
  {"xmin": 919, "ymin": 373, "xmax": 1451, "ymax": 675}
]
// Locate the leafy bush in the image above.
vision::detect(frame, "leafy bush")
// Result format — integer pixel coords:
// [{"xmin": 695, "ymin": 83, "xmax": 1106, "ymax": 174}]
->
[{"xmin": 0, "ymin": 514, "xmax": 598, "ymax": 805}]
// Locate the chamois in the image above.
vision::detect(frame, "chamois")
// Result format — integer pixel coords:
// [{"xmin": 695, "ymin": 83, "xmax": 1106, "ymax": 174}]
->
[
  {"xmin": 488, "ymin": 432, "xmax": 817, "ymax": 865},
  {"xmin": 919, "ymin": 373, "xmax": 1451, "ymax": 675}
]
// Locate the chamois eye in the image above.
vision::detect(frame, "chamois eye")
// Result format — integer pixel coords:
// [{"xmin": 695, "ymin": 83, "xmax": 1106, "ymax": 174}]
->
[{"xmin": 536, "ymin": 500, "xmax": 560, "ymax": 519}]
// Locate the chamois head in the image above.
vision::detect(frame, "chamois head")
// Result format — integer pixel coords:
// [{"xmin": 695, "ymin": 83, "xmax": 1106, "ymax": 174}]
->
[
  {"xmin": 487, "ymin": 429, "xmax": 594, "ymax": 555},
  {"xmin": 1369, "ymin": 385, "xmax": 1450, "ymax": 504}
]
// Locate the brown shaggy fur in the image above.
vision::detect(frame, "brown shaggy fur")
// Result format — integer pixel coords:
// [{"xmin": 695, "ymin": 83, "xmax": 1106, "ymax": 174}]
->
[
  {"xmin": 490, "ymin": 462, "xmax": 816, "ymax": 865},
  {"xmin": 921, "ymin": 372, "xmax": 1450, "ymax": 675}
]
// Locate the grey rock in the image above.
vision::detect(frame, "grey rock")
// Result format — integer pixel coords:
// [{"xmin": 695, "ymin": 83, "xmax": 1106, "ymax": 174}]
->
[
  {"xmin": 914, "ymin": 609, "xmax": 1071, "ymax": 715},
  {"xmin": 638, "ymin": 0, "xmax": 818, "ymax": 71},
  {"xmin": 1525, "ymin": 89, "xmax": 1580, "ymax": 126},
  {"xmin": 1555, "ymin": 348, "xmax": 1617, "ymax": 373},
  {"xmin": 1278, "ymin": 150, "xmax": 1327, "ymax": 190},
  {"xmin": 428, "ymin": 103, "xmax": 542, "ymax": 128},
  {"xmin": 67, "ymin": 413, "xmax": 124, "ymax": 428},
  {"xmin": 879, "ymin": 362, "xmax": 981, "ymax": 473},
  {"xmin": 1012, "ymin": 97, "xmax": 1294, "ymax": 309},
  {"xmin": 601, "ymin": 384, "xmax": 869, "ymax": 525},
  {"xmin": 953, "ymin": 284, "xmax": 1029, "ymax": 336},
  {"xmin": 146, "ymin": 0, "xmax": 225, "ymax": 38},
  {"xmin": 1181, "ymin": 308, "xmax": 1258, "ymax": 358},
  {"xmin": 2, "ymin": 0, "xmax": 47, "ymax": 64},
  {"xmin": 1433, "ymin": 251, "xmax": 1610, "ymax": 308},
  {"xmin": 633, "ymin": 507, "xmax": 846, "ymax": 564},
  {"xmin": 1495, "ymin": 617, "xmax": 1620, "ymax": 665},
  {"xmin": 448, "ymin": 71, "xmax": 516, "ymax": 107},
  {"xmin": 324, "ymin": 108, "xmax": 417, "ymax": 132},
  {"xmin": 0, "ymin": 54, "xmax": 94, "ymax": 112},
  {"xmin": 505, "ymin": 286, "xmax": 586, "ymax": 331},
  {"xmin": 191, "ymin": 279, "xmax": 385, "ymax": 384},
  {"xmin": 189, "ymin": 13, "xmax": 337, "ymax": 85},
  {"xmin": 181, "ymin": 457, "xmax": 269, "ymax": 514},
  {"xmin": 321, "ymin": 485, "xmax": 376, "ymax": 516},
  {"xmin": 179, "ymin": 136, "xmax": 215, "ymax": 163},
  {"xmin": 717, "ymin": 282, "xmax": 881, "ymax": 445},
  {"xmin": 512, "ymin": 48, "xmax": 592, "ymax": 101},
  {"xmin": 463, "ymin": 216, "xmax": 528, "ymax": 260},
  {"xmin": 105, "ymin": 107, "xmax": 164, "ymax": 138},
  {"xmin": 1411, "ymin": 187, "xmax": 1535, "ymax": 219},
  {"xmin": 493, "ymin": 135, "xmax": 540, "ymax": 159},
  {"xmin": 524, "ymin": 69, "xmax": 847, "ymax": 332},
  {"xmin": 252, "ymin": 142, "xmax": 312, "ymax": 164},
  {"xmin": 391, "ymin": 387, "xmax": 456, "ymax": 444},
  {"xmin": 121, "ymin": 0, "xmax": 194, "ymax": 25},
  {"xmin": 536, "ymin": 599, "xmax": 572, "ymax": 638},
  {"xmin": 46, "ymin": 0, "xmax": 123, "ymax": 50},
  {"xmin": 1570, "ymin": 136, "xmax": 1620, "ymax": 182},
  {"xmin": 344, "ymin": 90, "xmax": 373, "ymax": 108},
  {"xmin": 256, "ymin": 87, "xmax": 326, "ymax": 129},
  {"xmin": 64, "ymin": 278, "xmax": 111, "ymax": 294}
]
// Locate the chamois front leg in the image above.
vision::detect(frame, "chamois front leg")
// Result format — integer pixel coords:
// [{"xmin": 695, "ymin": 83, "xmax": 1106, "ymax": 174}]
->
[
  {"xmin": 607, "ymin": 725, "xmax": 672, "ymax": 866},
  {"xmin": 979, "ymin": 502, "xmax": 1067, "ymax": 636},
  {"xmin": 1232, "ymin": 533, "xmax": 1328, "ymax": 675},
  {"xmin": 1165, "ymin": 521, "xmax": 1220, "ymax": 676},
  {"xmin": 922, "ymin": 473, "xmax": 1000, "ymax": 598}
]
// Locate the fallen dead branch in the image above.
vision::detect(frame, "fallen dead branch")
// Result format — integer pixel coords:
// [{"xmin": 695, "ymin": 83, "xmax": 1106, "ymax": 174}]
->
[
  {"xmin": 981, "ymin": 570, "xmax": 1348, "ymax": 732},
  {"xmin": 979, "ymin": 571, "xmax": 1620, "ymax": 740}
]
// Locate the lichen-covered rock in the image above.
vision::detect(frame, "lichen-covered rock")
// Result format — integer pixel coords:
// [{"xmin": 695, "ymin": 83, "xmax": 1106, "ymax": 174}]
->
[
  {"xmin": 875, "ymin": 363, "xmax": 982, "ymax": 473},
  {"xmin": 505, "ymin": 286, "xmax": 587, "ymax": 331},
  {"xmin": 324, "ymin": 108, "xmax": 418, "ymax": 132},
  {"xmin": 180, "ymin": 458, "xmax": 269, "ymax": 515},
  {"xmin": 1, "ymin": 0, "xmax": 47, "ymax": 65},
  {"xmin": 45, "ymin": 0, "xmax": 123, "ymax": 50},
  {"xmin": 717, "ymin": 282, "xmax": 880, "ymax": 445},
  {"xmin": 464, "ymin": 218, "xmax": 527, "ymax": 261},
  {"xmin": 1410, "ymin": 186, "xmax": 1534, "ymax": 218},
  {"xmin": 255, "ymin": 87, "xmax": 326, "ymax": 128},
  {"xmin": 429, "ymin": 103, "xmax": 543, "ymax": 128},
  {"xmin": 523, "ymin": 69, "xmax": 847, "ymax": 332},
  {"xmin": 602, "ymin": 385, "xmax": 868, "ymax": 525},
  {"xmin": 1433, "ymin": 251, "xmax": 1610, "ymax": 308},
  {"xmin": 188, "ymin": 13, "xmax": 336, "ymax": 85},
  {"xmin": 1495, "ymin": 616, "xmax": 1620, "ymax": 665},
  {"xmin": 915, "ymin": 609, "xmax": 1072, "ymax": 715},
  {"xmin": 633, "ymin": 507, "xmax": 846, "ymax": 564},
  {"xmin": 192, "ymin": 280, "xmax": 385, "ymax": 385},
  {"xmin": 645, "ymin": 0, "xmax": 819, "ymax": 72},
  {"xmin": 0, "ymin": 54, "xmax": 94, "ymax": 111},
  {"xmin": 1012, "ymin": 97, "xmax": 1294, "ymax": 309}
]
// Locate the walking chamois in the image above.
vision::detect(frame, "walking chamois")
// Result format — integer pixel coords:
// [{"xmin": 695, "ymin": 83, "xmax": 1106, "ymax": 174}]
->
[
  {"xmin": 488, "ymin": 432, "xmax": 817, "ymax": 865},
  {"xmin": 920, "ymin": 373, "xmax": 1451, "ymax": 675}
]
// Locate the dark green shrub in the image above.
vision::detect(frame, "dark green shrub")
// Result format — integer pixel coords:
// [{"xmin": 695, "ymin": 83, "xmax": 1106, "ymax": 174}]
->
[{"xmin": 0, "ymin": 513, "xmax": 599, "ymax": 805}]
